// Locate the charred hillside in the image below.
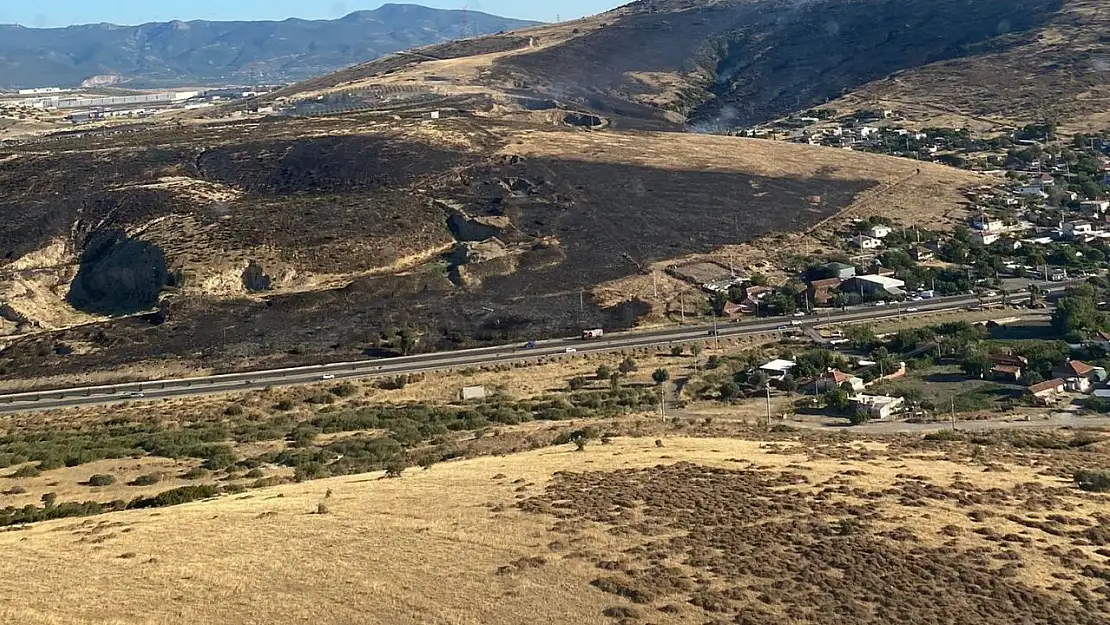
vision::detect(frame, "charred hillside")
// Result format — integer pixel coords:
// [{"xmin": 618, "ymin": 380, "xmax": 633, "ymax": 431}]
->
[{"xmin": 490, "ymin": 0, "xmax": 1062, "ymax": 128}]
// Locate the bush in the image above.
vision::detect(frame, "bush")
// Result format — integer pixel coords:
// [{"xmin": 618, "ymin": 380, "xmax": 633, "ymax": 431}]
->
[
  {"xmin": 568, "ymin": 376, "xmax": 588, "ymax": 391},
  {"xmin": 87, "ymin": 474, "xmax": 117, "ymax": 487},
  {"xmin": 41, "ymin": 492, "xmax": 57, "ymax": 507},
  {"xmin": 224, "ymin": 404, "xmax": 245, "ymax": 417},
  {"xmin": 1074, "ymin": 469, "xmax": 1110, "ymax": 492},
  {"xmin": 244, "ymin": 468, "xmax": 265, "ymax": 479},
  {"xmin": 331, "ymin": 382, "xmax": 357, "ymax": 397},
  {"xmin": 129, "ymin": 472, "xmax": 162, "ymax": 487},
  {"xmin": 181, "ymin": 467, "xmax": 209, "ymax": 480},
  {"xmin": 130, "ymin": 484, "xmax": 219, "ymax": 508},
  {"xmin": 8, "ymin": 464, "xmax": 41, "ymax": 478},
  {"xmin": 275, "ymin": 399, "xmax": 296, "ymax": 411}
]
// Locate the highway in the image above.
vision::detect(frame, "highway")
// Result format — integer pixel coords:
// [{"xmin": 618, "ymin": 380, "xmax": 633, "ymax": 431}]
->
[{"xmin": 0, "ymin": 284, "xmax": 1071, "ymax": 414}]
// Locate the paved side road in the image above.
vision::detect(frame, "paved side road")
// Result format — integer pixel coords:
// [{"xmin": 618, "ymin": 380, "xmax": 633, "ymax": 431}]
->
[{"xmin": 0, "ymin": 284, "xmax": 1072, "ymax": 415}]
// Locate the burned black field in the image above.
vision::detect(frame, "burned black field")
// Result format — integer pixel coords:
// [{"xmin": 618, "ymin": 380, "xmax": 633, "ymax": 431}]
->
[{"xmin": 0, "ymin": 116, "xmax": 871, "ymax": 380}]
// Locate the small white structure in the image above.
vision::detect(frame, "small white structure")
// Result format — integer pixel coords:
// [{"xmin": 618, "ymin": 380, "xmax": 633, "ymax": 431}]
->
[
  {"xmin": 759, "ymin": 359, "xmax": 796, "ymax": 380},
  {"xmin": 850, "ymin": 394, "xmax": 905, "ymax": 420},
  {"xmin": 971, "ymin": 216, "xmax": 1005, "ymax": 232},
  {"xmin": 972, "ymin": 231, "xmax": 1001, "ymax": 246},
  {"xmin": 867, "ymin": 224, "xmax": 893, "ymax": 239},
  {"xmin": 461, "ymin": 385, "xmax": 487, "ymax": 400},
  {"xmin": 852, "ymin": 235, "xmax": 883, "ymax": 250},
  {"xmin": 1064, "ymin": 221, "xmax": 1095, "ymax": 238},
  {"xmin": 854, "ymin": 274, "xmax": 906, "ymax": 296}
]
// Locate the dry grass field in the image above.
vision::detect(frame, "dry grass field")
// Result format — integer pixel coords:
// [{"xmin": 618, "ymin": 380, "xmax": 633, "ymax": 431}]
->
[{"xmin": 0, "ymin": 434, "xmax": 1107, "ymax": 625}]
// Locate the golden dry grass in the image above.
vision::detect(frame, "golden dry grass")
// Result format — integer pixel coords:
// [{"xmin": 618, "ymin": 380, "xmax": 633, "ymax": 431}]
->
[{"xmin": 0, "ymin": 435, "xmax": 1105, "ymax": 625}]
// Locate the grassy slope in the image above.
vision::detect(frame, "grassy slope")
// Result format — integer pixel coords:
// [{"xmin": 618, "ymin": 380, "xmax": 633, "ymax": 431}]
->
[{"xmin": 1, "ymin": 435, "xmax": 1107, "ymax": 625}]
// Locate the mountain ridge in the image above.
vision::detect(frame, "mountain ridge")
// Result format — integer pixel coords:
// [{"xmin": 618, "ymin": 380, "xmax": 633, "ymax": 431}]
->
[{"xmin": 0, "ymin": 4, "xmax": 543, "ymax": 89}]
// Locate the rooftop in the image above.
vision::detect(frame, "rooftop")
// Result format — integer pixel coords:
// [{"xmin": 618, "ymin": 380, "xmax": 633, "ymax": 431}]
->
[
  {"xmin": 1029, "ymin": 378, "xmax": 1066, "ymax": 394},
  {"xmin": 855, "ymin": 274, "xmax": 906, "ymax": 288},
  {"xmin": 760, "ymin": 359, "xmax": 797, "ymax": 373}
]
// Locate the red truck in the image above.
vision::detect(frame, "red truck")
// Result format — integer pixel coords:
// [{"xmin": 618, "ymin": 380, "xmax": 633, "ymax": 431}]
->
[{"xmin": 581, "ymin": 328, "xmax": 604, "ymax": 340}]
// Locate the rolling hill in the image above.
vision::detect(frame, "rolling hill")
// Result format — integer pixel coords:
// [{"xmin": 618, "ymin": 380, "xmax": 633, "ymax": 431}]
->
[
  {"xmin": 0, "ymin": 4, "xmax": 541, "ymax": 89},
  {"xmin": 14, "ymin": 0, "xmax": 1106, "ymax": 382},
  {"xmin": 261, "ymin": 0, "xmax": 1104, "ymax": 130}
]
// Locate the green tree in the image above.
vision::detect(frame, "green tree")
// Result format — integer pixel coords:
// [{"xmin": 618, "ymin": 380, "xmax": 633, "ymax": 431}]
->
[
  {"xmin": 1052, "ymin": 288, "xmax": 1103, "ymax": 339},
  {"xmin": 670, "ymin": 345, "xmax": 685, "ymax": 357},
  {"xmin": 960, "ymin": 352, "xmax": 993, "ymax": 379},
  {"xmin": 568, "ymin": 376, "xmax": 587, "ymax": 391},
  {"xmin": 398, "ymin": 328, "xmax": 418, "ymax": 356},
  {"xmin": 780, "ymin": 374, "xmax": 797, "ymax": 395},
  {"xmin": 719, "ymin": 381, "xmax": 741, "ymax": 401},
  {"xmin": 595, "ymin": 365, "xmax": 611, "ymax": 380},
  {"xmin": 652, "ymin": 369, "xmax": 670, "ymax": 385},
  {"xmin": 609, "ymin": 371, "xmax": 622, "ymax": 392},
  {"xmin": 824, "ymin": 389, "xmax": 850, "ymax": 412},
  {"xmin": 846, "ymin": 325, "xmax": 876, "ymax": 349},
  {"xmin": 849, "ymin": 408, "xmax": 873, "ymax": 425},
  {"xmin": 618, "ymin": 357, "xmax": 638, "ymax": 374}
]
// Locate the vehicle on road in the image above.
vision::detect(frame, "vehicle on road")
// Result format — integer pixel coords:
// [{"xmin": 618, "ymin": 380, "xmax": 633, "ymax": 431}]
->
[
  {"xmin": 873, "ymin": 301, "xmax": 887, "ymax": 306},
  {"xmin": 320, "ymin": 374, "xmax": 335, "ymax": 380},
  {"xmin": 792, "ymin": 311, "xmax": 806, "ymax": 317},
  {"xmin": 906, "ymin": 307, "xmax": 919, "ymax": 312},
  {"xmin": 565, "ymin": 347, "xmax": 577, "ymax": 353},
  {"xmin": 524, "ymin": 339, "xmax": 537, "ymax": 349},
  {"xmin": 776, "ymin": 325, "xmax": 790, "ymax": 331},
  {"xmin": 707, "ymin": 329, "xmax": 720, "ymax": 336},
  {"xmin": 790, "ymin": 319, "xmax": 803, "ymax": 326},
  {"xmin": 581, "ymin": 328, "xmax": 604, "ymax": 340},
  {"xmin": 128, "ymin": 392, "xmax": 145, "ymax": 398}
]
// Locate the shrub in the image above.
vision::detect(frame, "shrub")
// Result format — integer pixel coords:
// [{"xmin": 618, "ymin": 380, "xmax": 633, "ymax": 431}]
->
[
  {"xmin": 1074, "ymin": 469, "xmax": 1110, "ymax": 492},
  {"xmin": 568, "ymin": 376, "xmax": 587, "ymax": 391},
  {"xmin": 331, "ymin": 382, "xmax": 357, "ymax": 397},
  {"xmin": 224, "ymin": 404, "xmax": 245, "ymax": 417},
  {"xmin": 384, "ymin": 460, "xmax": 406, "ymax": 479},
  {"xmin": 595, "ymin": 365, "xmax": 611, "ymax": 380},
  {"xmin": 2, "ymin": 486, "xmax": 26, "ymax": 495},
  {"xmin": 41, "ymin": 492, "xmax": 57, "ymax": 507},
  {"xmin": 244, "ymin": 468, "xmax": 265, "ymax": 479},
  {"xmin": 181, "ymin": 467, "xmax": 209, "ymax": 480},
  {"xmin": 129, "ymin": 472, "xmax": 162, "ymax": 487},
  {"xmin": 130, "ymin": 484, "xmax": 219, "ymax": 508},
  {"xmin": 87, "ymin": 474, "xmax": 117, "ymax": 487},
  {"xmin": 275, "ymin": 399, "xmax": 295, "ymax": 411},
  {"xmin": 8, "ymin": 464, "xmax": 41, "ymax": 478},
  {"xmin": 670, "ymin": 345, "xmax": 684, "ymax": 357}
]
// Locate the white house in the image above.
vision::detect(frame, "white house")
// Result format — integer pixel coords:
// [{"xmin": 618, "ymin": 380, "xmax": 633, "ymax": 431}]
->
[
  {"xmin": 852, "ymin": 235, "xmax": 883, "ymax": 250},
  {"xmin": 1064, "ymin": 221, "xmax": 1095, "ymax": 238},
  {"xmin": 867, "ymin": 224, "xmax": 893, "ymax": 239},
  {"xmin": 759, "ymin": 359, "xmax": 796, "ymax": 380},
  {"xmin": 1018, "ymin": 186, "xmax": 1048, "ymax": 198},
  {"xmin": 849, "ymin": 394, "xmax": 905, "ymax": 420},
  {"xmin": 853, "ymin": 274, "xmax": 906, "ymax": 297},
  {"xmin": 971, "ymin": 215, "xmax": 1005, "ymax": 232},
  {"xmin": 972, "ymin": 231, "xmax": 1001, "ymax": 245}
]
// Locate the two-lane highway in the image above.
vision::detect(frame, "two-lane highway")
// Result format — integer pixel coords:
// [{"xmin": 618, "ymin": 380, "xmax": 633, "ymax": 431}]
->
[{"xmin": 0, "ymin": 283, "xmax": 1070, "ymax": 414}]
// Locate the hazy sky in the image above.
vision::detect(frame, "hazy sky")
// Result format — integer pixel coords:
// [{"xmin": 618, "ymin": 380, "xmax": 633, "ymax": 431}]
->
[{"xmin": 0, "ymin": 1, "xmax": 621, "ymax": 27}]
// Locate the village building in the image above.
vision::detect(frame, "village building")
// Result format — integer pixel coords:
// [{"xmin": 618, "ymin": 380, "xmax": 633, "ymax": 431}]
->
[
  {"xmin": 849, "ymin": 394, "xmax": 904, "ymax": 420},
  {"xmin": 1028, "ymin": 378, "xmax": 1067, "ymax": 404}
]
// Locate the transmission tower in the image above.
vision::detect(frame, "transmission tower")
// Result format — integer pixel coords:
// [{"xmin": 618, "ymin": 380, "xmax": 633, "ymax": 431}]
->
[{"xmin": 460, "ymin": 5, "xmax": 472, "ymax": 39}]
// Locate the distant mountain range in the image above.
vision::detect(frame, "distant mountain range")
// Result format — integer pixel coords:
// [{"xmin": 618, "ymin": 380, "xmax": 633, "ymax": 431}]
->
[{"xmin": 0, "ymin": 3, "xmax": 542, "ymax": 89}]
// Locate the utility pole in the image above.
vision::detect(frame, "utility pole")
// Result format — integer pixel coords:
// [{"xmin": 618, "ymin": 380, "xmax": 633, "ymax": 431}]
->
[
  {"xmin": 713, "ymin": 317, "xmax": 720, "ymax": 350},
  {"xmin": 653, "ymin": 271, "xmax": 658, "ymax": 299},
  {"xmin": 660, "ymin": 385, "xmax": 666, "ymax": 422},
  {"xmin": 950, "ymin": 396, "xmax": 957, "ymax": 430},
  {"xmin": 764, "ymin": 383, "xmax": 772, "ymax": 427},
  {"xmin": 680, "ymin": 292, "xmax": 686, "ymax": 324}
]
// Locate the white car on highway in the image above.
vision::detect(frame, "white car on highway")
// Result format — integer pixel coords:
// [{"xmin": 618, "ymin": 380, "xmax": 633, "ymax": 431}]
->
[
  {"xmin": 320, "ymin": 374, "xmax": 335, "ymax": 380},
  {"xmin": 565, "ymin": 347, "xmax": 577, "ymax": 354}
]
